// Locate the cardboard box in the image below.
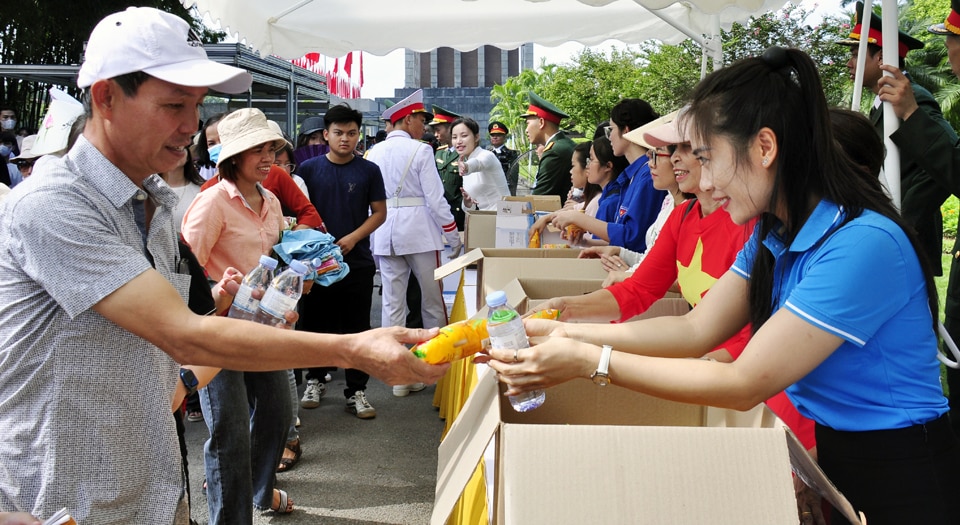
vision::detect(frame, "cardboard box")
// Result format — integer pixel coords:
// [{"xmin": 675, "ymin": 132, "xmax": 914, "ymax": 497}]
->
[
  {"xmin": 433, "ymin": 371, "xmax": 861, "ymax": 525},
  {"xmin": 434, "ymin": 248, "xmax": 608, "ymax": 310},
  {"xmin": 502, "ymin": 278, "xmax": 691, "ymax": 319},
  {"xmin": 464, "ymin": 210, "xmax": 497, "ymax": 251},
  {"xmin": 500, "ymin": 277, "xmax": 603, "ymax": 312},
  {"xmin": 495, "ymin": 196, "xmax": 561, "ymax": 248}
]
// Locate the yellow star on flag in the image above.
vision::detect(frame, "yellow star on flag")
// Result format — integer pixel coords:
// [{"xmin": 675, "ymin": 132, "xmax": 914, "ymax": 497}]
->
[{"xmin": 676, "ymin": 239, "xmax": 717, "ymax": 306}]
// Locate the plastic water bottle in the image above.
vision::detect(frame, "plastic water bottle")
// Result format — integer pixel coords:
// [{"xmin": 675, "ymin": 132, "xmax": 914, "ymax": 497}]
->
[
  {"xmin": 485, "ymin": 290, "xmax": 545, "ymax": 412},
  {"xmin": 228, "ymin": 255, "xmax": 278, "ymax": 321},
  {"xmin": 258, "ymin": 260, "xmax": 309, "ymax": 324}
]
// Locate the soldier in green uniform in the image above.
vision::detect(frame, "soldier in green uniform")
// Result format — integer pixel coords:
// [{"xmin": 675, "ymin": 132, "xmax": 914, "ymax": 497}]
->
[
  {"xmin": 486, "ymin": 121, "xmax": 520, "ymax": 196},
  {"xmin": 879, "ymin": 0, "xmax": 960, "ymax": 435},
  {"xmin": 836, "ymin": 3, "xmax": 954, "ymax": 281},
  {"xmin": 522, "ymin": 93, "xmax": 575, "ymax": 205},
  {"xmin": 431, "ymin": 106, "xmax": 465, "ymax": 230}
]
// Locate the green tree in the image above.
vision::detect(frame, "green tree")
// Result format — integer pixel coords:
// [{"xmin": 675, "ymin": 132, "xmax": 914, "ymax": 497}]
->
[
  {"xmin": 722, "ymin": 4, "xmax": 850, "ymax": 106},
  {"xmin": 633, "ymin": 40, "xmax": 703, "ymax": 115},
  {"xmin": 1, "ymin": 1, "xmax": 223, "ymax": 128},
  {"xmin": 494, "ymin": 3, "xmax": 849, "ymax": 137},
  {"xmin": 537, "ymin": 47, "xmax": 649, "ymax": 135},
  {"xmin": 489, "ymin": 67, "xmax": 545, "ymax": 154}
]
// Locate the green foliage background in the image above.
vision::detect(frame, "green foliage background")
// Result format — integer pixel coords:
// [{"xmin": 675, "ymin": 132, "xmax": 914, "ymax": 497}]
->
[
  {"xmin": 492, "ymin": 3, "xmax": 851, "ymax": 136},
  {"xmin": 1, "ymin": 1, "xmax": 223, "ymax": 126}
]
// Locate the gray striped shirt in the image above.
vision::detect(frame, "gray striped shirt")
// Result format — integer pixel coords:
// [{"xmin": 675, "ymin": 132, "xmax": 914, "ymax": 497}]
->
[{"xmin": 0, "ymin": 136, "xmax": 190, "ymax": 524}]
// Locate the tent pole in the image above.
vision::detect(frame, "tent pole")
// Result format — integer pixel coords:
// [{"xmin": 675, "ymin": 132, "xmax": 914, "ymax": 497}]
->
[
  {"xmin": 880, "ymin": 0, "xmax": 901, "ymax": 210},
  {"xmin": 850, "ymin": 0, "xmax": 872, "ymax": 111},
  {"xmin": 710, "ymin": 15, "xmax": 722, "ymax": 72}
]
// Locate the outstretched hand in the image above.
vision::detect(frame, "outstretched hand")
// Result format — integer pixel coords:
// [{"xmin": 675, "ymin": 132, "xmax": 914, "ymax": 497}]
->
[{"xmin": 348, "ymin": 326, "xmax": 449, "ymax": 386}]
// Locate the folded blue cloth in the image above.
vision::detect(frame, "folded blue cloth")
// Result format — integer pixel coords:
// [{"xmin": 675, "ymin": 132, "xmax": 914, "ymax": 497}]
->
[{"xmin": 273, "ymin": 229, "xmax": 350, "ymax": 286}]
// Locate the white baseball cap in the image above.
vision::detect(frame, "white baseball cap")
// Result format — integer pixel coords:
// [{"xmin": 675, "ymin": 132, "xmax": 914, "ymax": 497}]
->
[{"xmin": 77, "ymin": 7, "xmax": 252, "ymax": 94}]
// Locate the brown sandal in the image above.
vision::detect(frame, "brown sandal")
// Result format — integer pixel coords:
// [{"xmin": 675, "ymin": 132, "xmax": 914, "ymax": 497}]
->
[{"xmin": 276, "ymin": 439, "xmax": 302, "ymax": 473}]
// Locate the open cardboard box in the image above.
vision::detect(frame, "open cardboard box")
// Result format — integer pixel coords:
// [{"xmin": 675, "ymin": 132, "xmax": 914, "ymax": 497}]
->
[
  {"xmin": 495, "ymin": 195, "xmax": 562, "ymax": 248},
  {"xmin": 434, "ymin": 248, "xmax": 608, "ymax": 310},
  {"xmin": 464, "ymin": 210, "xmax": 497, "ymax": 251},
  {"xmin": 432, "ymin": 280, "xmax": 861, "ymax": 525},
  {"xmin": 433, "ymin": 371, "xmax": 861, "ymax": 525}
]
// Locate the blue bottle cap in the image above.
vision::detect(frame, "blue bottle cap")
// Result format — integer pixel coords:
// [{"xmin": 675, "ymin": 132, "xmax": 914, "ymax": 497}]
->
[
  {"xmin": 486, "ymin": 290, "xmax": 507, "ymax": 308},
  {"xmin": 289, "ymin": 260, "xmax": 308, "ymax": 275},
  {"xmin": 259, "ymin": 255, "xmax": 278, "ymax": 270}
]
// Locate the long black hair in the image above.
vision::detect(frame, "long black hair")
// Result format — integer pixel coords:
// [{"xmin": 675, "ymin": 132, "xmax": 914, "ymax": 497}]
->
[
  {"xmin": 592, "ymin": 136, "xmax": 629, "ymax": 180},
  {"xmin": 687, "ymin": 47, "xmax": 938, "ymax": 333}
]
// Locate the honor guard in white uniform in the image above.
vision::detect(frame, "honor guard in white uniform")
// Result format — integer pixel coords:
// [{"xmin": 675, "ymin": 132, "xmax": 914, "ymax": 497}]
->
[{"xmin": 367, "ymin": 90, "xmax": 462, "ymax": 341}]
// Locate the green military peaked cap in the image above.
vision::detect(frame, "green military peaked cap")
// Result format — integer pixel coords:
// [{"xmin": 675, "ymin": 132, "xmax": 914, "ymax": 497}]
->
[
  {"xmin": 521, "ymin": 92, "xmax": 569, "ymax": 125},
  {"xmin": 430, "ymin": 105, "xmax": 461, "ymax": 126}
]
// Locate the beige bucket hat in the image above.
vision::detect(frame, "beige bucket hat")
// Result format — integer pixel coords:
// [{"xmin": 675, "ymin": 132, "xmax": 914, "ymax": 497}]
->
[{"xmin": 216, "ymin": 108, "xmax": 286, "ymax": 167}]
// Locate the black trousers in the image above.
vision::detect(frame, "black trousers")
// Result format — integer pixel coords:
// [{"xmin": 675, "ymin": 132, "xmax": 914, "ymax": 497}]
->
[
  {"xmin": 815, "ymin": 414, "xmax": 960, "ymax": 524},
  {"xmin": 300, "ymin": 265, "xmax": 375, "ymax": 398}
]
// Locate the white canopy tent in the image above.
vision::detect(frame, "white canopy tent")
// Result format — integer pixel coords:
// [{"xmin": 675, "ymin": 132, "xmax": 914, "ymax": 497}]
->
[{"xmin": 182, "ymin": 0, "xmax": 787, "ymax": 62}]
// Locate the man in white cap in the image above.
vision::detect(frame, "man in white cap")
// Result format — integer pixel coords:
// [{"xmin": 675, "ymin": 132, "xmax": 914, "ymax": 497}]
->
[
  {"xmin": 0, "ymin": 8, "xmax": 446, "ymax": 524},
  {"xmin": 366, "ymin": 89, "xmax": 461, "ymax": 397}
]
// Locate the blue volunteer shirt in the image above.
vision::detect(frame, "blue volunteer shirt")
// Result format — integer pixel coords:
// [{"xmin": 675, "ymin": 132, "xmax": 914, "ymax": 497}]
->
[
  {"xmin": 606, "ymin": 158, "xmax": 666, "ymax": 252},
  {"xmin": 731, "ymin": 199, "xmax": 948, "ymax": 431}
]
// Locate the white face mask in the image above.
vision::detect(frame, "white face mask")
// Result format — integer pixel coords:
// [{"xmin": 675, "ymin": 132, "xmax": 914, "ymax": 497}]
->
[
  {"xmin": 0, "ymin": 119, "xmax": 15, "ymax": 131},
  {"xmin": 570, "ymin": 187, "xmax": 584, "ymax": 202}
]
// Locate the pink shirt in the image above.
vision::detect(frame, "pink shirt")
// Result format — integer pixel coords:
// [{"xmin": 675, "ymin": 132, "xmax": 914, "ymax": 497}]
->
[{"xmin": 181, "ymin": 179, "xmax": 284, "ymax": 279}]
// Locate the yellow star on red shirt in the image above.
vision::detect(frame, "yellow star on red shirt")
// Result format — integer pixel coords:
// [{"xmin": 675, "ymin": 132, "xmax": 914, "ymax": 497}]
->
[{"xmin": 676, "ymin": 239, "xmax": 717, "ymax": 306}]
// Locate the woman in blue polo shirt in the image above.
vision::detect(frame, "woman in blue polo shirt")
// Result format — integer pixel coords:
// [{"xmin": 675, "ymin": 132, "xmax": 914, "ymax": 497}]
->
[{"xmin": 487, "ymin": 47, "xmax": 960, "ymax": 525}]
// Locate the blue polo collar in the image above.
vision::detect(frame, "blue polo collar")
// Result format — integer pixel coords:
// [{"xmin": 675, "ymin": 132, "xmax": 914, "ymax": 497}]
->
[{"xmin": 761, "ymin": 199, "xmax": 844, "ymax": 257}]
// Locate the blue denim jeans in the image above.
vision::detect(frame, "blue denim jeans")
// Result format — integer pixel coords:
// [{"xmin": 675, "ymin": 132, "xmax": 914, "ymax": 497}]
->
[
  {"xmin": 286, "ymin": 369, "xmax": 299, "ymax": 443},
  {"xmin": 200, "ymin": 369, "xmax": 292, "ymax": 524}
]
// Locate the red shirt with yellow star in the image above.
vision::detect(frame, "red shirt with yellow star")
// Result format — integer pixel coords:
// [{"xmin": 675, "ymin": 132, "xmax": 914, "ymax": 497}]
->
[
  {"xmin": 609, "ymin": 199, "xmax": 755, "ymax": 320},
  {"xmin": 607, "ymin": 199, "xmax": 816, "ymax": 450}
]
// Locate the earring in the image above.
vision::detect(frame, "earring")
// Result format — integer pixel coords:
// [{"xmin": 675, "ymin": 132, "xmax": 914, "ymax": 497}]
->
[{"xmin": 761, "ymin": 157, "xmax": 769, "ymax": 166}]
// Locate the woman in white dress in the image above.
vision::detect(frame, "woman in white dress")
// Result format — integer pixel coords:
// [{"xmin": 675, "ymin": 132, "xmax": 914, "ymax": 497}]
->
[{"xmin": 451, "ymin": 117, "xmax": 509, "ymax": 210}]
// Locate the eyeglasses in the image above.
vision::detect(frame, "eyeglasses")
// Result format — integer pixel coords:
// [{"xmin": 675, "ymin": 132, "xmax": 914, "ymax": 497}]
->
[
  {"xmin": 275, "ymin": 162, "xmax": 296, "ymax": 172},
  {"xmin": 646, "ymin": 149, "xmax": 671, "ymax": 167},
  {"xmin": 15, "ymin": 160, "xmax": 35, "ymax": 170},
  {"xmin": 603, "ymin": 126, "xmax": 612, "ymax": 139}
]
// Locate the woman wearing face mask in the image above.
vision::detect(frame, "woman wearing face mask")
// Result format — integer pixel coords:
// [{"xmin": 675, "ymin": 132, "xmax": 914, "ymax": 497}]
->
[
  {"xmin": 1, "ymin": 132, "xmax": 22, "ymax": 188},
  {"xmin": 531, "ymin": 137, "xmax": 627, "ymax": 246},
  {"xmin": 451, "ymin": 117, "xmax": 509, "ymax": 211},
  {"xmin": 199, "ymin": 116, "xmax": 323, "ymax": 231},
  {"xmin": 491, "ymin": 48, "xmax": 960, "ymax": 525},
  {"xmin": 563, "ymin": 141, "xmax": 602, "ymax": 214}
]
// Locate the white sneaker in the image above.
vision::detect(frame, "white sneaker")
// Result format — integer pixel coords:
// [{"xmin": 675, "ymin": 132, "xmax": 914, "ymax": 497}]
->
[
  {"xmin": 346, "ymin": 391, "xmax": 376, "ymax": 419},
  {"xmin": 300, "ymin": 379, "xmax": 325, "ymax": 408},
  {"xmin": 392, "ymin": 383, "xmax": 426, "ymax": 397}
]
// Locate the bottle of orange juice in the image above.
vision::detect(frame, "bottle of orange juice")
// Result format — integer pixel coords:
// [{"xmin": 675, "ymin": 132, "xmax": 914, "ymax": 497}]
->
[{"xmin": 412, "ymin": 318, "xmax": 490, "ymax": 364}]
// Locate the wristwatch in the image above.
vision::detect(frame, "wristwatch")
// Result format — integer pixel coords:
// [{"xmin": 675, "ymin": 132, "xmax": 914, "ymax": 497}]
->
[
  {"xmin": 590, "ymin": 345, "xmax": 613, "ymax": 386},
  {"xmin": 179, "ymin": 368, "xmax": 199, "ymax": 397}
]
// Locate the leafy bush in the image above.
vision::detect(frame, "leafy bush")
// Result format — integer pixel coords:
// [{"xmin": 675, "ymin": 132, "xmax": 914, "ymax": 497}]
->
[{"xmin": 943, "ymin": 195, "xmax": 958, "ymax": 239}]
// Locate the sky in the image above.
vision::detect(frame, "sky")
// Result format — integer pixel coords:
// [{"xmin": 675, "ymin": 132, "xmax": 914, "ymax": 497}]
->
[{"xmin": 356, "ymin": 0, "xmax": 849, "ymax": 99}]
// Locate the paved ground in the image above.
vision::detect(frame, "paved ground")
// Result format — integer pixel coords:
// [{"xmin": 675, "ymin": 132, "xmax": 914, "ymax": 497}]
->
[{"xmin": 183, "ymin": 273, "xmax": 447, "ymax": 524}]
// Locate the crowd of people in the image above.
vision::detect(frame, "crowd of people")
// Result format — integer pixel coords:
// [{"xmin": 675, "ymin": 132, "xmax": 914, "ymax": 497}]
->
[{"xmin": 6, "ymin": 2, "xmax": 960, "ymax": 524}]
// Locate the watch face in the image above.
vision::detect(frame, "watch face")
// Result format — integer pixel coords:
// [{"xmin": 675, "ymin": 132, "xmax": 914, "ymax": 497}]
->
[
  {"xmin": 592, "ymin": 373, "xmax": 610, "ymax": 386},
  {"xmin": 180, "ymin": 368, "xmax": 199, "ymax": 389}
]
